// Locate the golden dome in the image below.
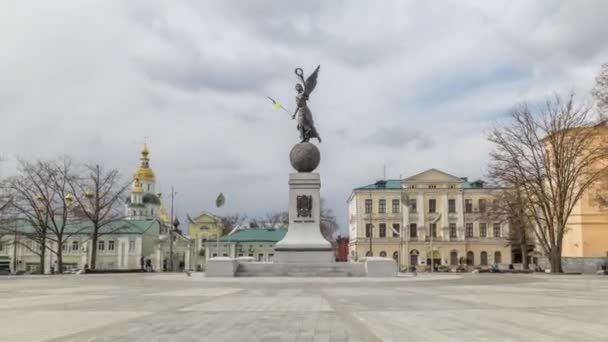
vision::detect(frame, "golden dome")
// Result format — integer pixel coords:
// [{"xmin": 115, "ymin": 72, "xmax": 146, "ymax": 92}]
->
[
  {"xmin": 132, "ymin": 178, "xmax": 143, "ymax": 193},
  {"xmin": 133, "ymin": 143, "xmax": 155, "ymax": 181},
  {"xmin": 134, "ymin": 167, "xmax": 155, "ymax": 181}
]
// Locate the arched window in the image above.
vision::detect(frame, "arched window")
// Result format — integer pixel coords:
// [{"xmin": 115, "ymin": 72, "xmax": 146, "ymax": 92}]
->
[
  {"xmin": 450, "ymin": 251, "xmax": 458, "ymax": 265},
  {"xmin": 494, "ymin": 251, "xmax": 502, "ymax": 264},
  {"xmin": 365, "ymin": 251, "xmax": 373, "ymax": 257},
  {"xmin": 410, "ymin": 249, "xmax": 419, "ymax": 265},
  {"xmin": 480, "ymin": 251, "xmax": 488, "ymax": 265},
  {"xmin": 392, "ymin": 251, "xmax": 399, "ymax": 261},
  {"xmin": 379, "ymin": 251, "xmax": 387, "ymax": 257},
  {"xmin": 466, "ymin": 251, "xmax": 474, "ymax": 266}
]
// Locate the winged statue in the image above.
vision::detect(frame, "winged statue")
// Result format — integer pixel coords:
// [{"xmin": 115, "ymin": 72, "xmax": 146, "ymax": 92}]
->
[{"xmin": 292, "ymin": 65, "xmax": 322, "ymax": 143}]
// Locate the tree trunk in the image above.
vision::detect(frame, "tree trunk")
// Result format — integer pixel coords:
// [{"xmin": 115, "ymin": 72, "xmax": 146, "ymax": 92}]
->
[
  {"xmin": 90, "ymin": 231, "xmax": 99, "ymax": 270},
  {"xmin": 521, "ymin": 242, "xmax": 529, "ymax": 270},
  {"xmin": 56, "ymin": 243, "xmax": 63, "ymax": 274},
  {"xmin": 39, "ymin": 234, "xmax": 46, "ymax": 274},
  {"xmin": 550, "ymin": 247, "xmax": 562, "ymax": 273},
  {"xmin": 39, "ymin": 244, "xmax": 46, "ymax": 274}
]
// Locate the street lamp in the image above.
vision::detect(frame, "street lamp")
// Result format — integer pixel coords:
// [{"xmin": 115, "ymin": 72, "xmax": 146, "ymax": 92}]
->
[{"xmin": 170, "ymin": 217, "xmax": 180, "ymax": 271}]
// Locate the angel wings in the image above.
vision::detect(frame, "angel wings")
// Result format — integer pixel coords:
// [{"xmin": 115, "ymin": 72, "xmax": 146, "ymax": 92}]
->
[{"xmin": 295, "ymin": 65, "xmax": 320, "ymax": 96}]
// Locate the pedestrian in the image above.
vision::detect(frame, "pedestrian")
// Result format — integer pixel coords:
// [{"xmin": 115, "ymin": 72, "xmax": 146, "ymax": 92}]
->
[{"xmin": 140, "ymin": 256, "xmax": 145, "ymax": 271}]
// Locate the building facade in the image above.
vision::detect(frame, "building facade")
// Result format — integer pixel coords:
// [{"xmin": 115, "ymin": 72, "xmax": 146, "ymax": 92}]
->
[
  {"xmin": 187, "ymin": 212, "xmax": 223, "ymax": 270},
  {"xmin": 561, "ymin": 122, "xmax": 608, "ymax": 258},
  {"xmin": 204, "ymin": 228, "xmax": 287, "ymax": 263},
  {"xmin": 348, "ymin": 169, "xmax": 512, "ymax": 270}
]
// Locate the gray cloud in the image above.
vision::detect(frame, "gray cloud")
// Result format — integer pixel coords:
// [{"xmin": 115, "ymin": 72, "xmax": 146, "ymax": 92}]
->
[
  {"xmin": 1, "ymin": 0, "xmax": 607, "ymax": 233},
  {"xmin": 363, "ymin": 127, "xmax": 433, "ymax": 149}
]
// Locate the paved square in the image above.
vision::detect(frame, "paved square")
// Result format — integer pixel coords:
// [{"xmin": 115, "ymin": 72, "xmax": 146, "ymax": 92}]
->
[{"xmin": 0, "ymin": 273, "xmax": 607, "ymax": 341}]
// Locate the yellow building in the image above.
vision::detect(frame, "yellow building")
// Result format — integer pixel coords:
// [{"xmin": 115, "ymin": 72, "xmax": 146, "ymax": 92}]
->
[
  {"xmin": 348, "ymin": 169, "xmax": 512, "ymax": 270},
  {"xmin": 562, "ymin": 122, "xmax": 608, "ymax": 258},
  {"xmin": 187, "ymin": 212, "xmax": 223, "ymax": 270}
]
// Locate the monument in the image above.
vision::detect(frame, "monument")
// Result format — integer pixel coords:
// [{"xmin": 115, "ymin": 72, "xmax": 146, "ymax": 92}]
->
[
  {"xmin": 273, "ymin": 66, "xmax": 334, "ymax": 263},
  {"xmin": 206, "ymin": 65, "xmax": 397, "ymax": 277}
]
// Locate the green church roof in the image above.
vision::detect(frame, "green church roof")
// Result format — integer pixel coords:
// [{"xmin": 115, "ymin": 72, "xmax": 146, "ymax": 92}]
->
[
  {"xmin": 9, "ymin": 218, "xmax": 160, "ymax": 235},
  {"xmin": 219, "ymin": 228, "xmax": 287, "ymax": 242}
]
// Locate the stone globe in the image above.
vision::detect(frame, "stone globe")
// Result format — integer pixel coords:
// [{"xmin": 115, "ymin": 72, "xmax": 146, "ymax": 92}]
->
[{"xmin": 290, "ymin": 142, "xmax": 320, "ymax": 172}]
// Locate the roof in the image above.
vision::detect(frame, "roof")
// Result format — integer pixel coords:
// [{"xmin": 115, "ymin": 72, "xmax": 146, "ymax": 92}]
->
[
  {"xmin": 355, "ymin": 179, "xmax": 402, "ymax": 190},
  {"xmin": 8, "ymin": 218, "xmax": 160, "ymax": 235},
  {"xmin": 218, "ymin": 228, "xmax": 287, "ymax": 242}
]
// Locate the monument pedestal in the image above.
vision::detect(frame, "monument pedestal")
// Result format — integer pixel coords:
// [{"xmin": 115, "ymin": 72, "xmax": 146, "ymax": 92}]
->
[{"xmin": 273, "ymin": 172, "xmax": 334, "ymax": 263}]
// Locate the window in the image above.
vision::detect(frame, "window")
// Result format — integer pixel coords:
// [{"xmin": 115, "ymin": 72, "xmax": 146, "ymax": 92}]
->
[
  {"xmin": 466, "ymin": 251, "xmax": 474, "ymax": 266},
  {"xmin": 479, "ymin": 223, "xmax": 487, "ymax": 238},
  {"xmin": 378, "ymin": 199, "xmax": 386, "ymax": 214},
  {"xmin": 409, "ymin": 185, "xmax": 415, "ymax": 189},
  {"xmin": 449, "ymin": 185, "xmax": 455, "ymax": 189},
  {"xmin": 429, "ymin": 223, "xmax": 437, "ymax": 238},
  {"xmin": 364, "ymin": 199, "xmax": 372, "ymax": 214},
  {"xmin": 268, "ymin": 253, "xmax": 274, "ymax": 261},
  {"xmin": 129, "ymin": 240, "xmax": 135, "ymax": 252},
  {"xmin": 448, "ymin": 199, "xmax": 456, "ymax": 213},
  {"xmin": 98, "ymin": 240, "xmax": 105, "ymax": 251},
  {"xmin": 257, "ymin": 253, "xmax": 264, "ymax": 261},
  {"xmin": 428, "ymin": 199, "xmax": 436, "ymax": 213},
  {"xmin": 493, "ymin": 223, "xmax": 501, "ymax": 238},
  {"xmin": 428, "ymin": 185, "xmax": 436, "ymax": 189},
  {"xmin": 465, "ymin": 199, "xmax": 473, "ymax": 213},
  {"xmin": 480, "ymin": 251, "xmax": 488, "ymax": 265},
  {"xmin": 392, "ymin": 199, "xmax": 400, "ymax": 213},
  {"xmin": 410, "ymin": 223, "xmax": 417, "ymax": 238},
  {"xmin": 223, "ymin": 253, "xmax": 228, "ymax": 257},
  {"xmin": 466, "ymin": 223, "xmax": 474, "ymax": 238},
  {"xmin": 450, "ymin": 223, "xmax": 457, "ymax": 238},
  {"xmin": 478, "ymin": 199, "xmax": 487, "ymax": 213},
  {"xmin": 365, "ymin": 224, "xmax": 372, "ymax": 238},
  {"xmin": 379, "ymin": 251, "xmax": 387, "ymax": 257},
  {"xmin": 379, "ymin": 223, "xmax": 386, "ymax": 238},
  {"xmin": 450, "ymin": 251, "xmax": 458, "ymax": 265},
  {"xmin": 108, "ymin": 240, "xmax": 115, "ymax": 251},
  {"xmin": 494, "ymin": 251, "xmax": 502, "ymax": 263},
  {"xmin": 392, "ymin": 223, "xmax": 400, "ymax": 237},
  {"xmin": 409, "ymin": 199, "xmax": 417, "ymax": 213},
  {"xmin": 62, "ymin": 243, "xmax": 67, "ymax": 252},
  {"xmin": 72, "ymin": 241, "xmax": 79, "ymax": 251},
  {"xmin": 212, "ymin": 253, "xmax": 218, "ymax": 257}
]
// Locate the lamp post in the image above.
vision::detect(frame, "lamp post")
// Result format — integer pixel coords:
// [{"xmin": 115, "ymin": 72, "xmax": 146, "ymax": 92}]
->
[
  {"xmin": 367, "ymin": 192, "xmax": 373, "ymax": 257},
  {"xmin": 170, "ymin": 217, "xmax": 179, "ymax": 272}
]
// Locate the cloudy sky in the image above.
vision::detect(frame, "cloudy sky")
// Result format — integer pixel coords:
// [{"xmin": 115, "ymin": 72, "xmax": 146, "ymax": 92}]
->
[{"xmin": 1, "ymin": 0, "xmax": 607, "ymax": 231}]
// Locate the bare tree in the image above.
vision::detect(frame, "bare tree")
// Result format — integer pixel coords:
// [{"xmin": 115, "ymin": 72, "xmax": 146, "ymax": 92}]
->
[
  {"xmin": 483, "ymin": 188, "xmax": 535, "ymax": 269},
  {"xmin": 592, "ymin": 63, "xmax": 608, "ymax": 118},
  {"xmin": 68, "ymin": 164, "xmax": 130, "ymax": 270},
  {"xmin": 264, "ymin": 212, "xmax": 289, "ymax": 228},
  {"xmin": 1, "ymin": 159, "xmax": 64, "ymax": 273},
  {"xmin": 320, "ymin": 198, "xmax": 339, "ymax": 241},
  {"xmin": 219, "ymin": 213, "xmax": 247, "ymax": 235},
  {"xmin": 488, "ymin": 94, "xmax": 608, "ymax": 273}
]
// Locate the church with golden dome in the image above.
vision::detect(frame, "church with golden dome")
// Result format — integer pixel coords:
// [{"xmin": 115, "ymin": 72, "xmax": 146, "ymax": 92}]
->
[{"xmin": 125, "ymin": 144, "xmax": 165, "ymax": 221}]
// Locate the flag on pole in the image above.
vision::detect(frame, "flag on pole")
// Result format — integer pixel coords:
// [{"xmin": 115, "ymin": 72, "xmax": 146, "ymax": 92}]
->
[{"xmin": 266, "ymin": 96, "xmax": 290, "ymax": 114}]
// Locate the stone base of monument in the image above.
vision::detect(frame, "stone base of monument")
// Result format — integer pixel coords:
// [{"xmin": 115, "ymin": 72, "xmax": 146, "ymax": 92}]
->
[
  {"xmin": 205, "ymin": 257, "xmax": 238, "ymax": 277},
  {"xmin": 205, "ymin": 258, "xmax": 397, "ymax": 277},
  {"xmin": 359, "ymin": 257, "xmax": 399, "ymax": 277},
  {"xmin": 205, "ymin": 143, "xmax": 398, "ymax": 278}
]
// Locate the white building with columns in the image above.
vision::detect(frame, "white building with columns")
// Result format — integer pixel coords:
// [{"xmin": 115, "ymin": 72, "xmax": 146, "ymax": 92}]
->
[{"xmin": 348, "ymin": 168, "xmax": 512, "ymax": 270}]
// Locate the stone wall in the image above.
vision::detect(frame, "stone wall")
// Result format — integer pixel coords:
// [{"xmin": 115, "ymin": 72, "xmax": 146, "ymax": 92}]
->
[{"xmin": 562, "ymin": 257, "xmax": 608, "ymax": 274}]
